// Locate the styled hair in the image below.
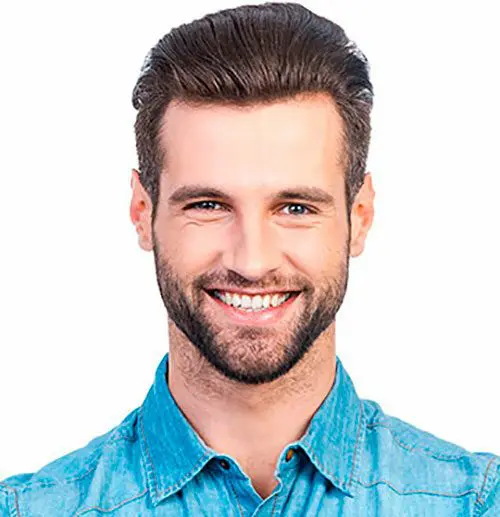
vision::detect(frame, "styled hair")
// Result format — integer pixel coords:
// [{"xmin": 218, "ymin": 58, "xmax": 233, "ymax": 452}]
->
[{"xmin": 132, "ymin": 2, "xmax": 373, "ymax": 221}]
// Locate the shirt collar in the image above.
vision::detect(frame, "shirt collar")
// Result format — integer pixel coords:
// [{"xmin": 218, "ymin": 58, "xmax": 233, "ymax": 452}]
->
[
  {"xmin": 138, "ymin": 352, "xmax": 217, "ymax": 506},
  {"xmin": 296, "ymin": 355, "xmax": 365, "ymax": 497},
  {"xmin": 139, "ymin": 353, "xmax": 365, "ymax": 506}
]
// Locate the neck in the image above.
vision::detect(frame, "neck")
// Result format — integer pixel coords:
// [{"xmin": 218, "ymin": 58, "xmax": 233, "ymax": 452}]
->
[{"xmin": 167, "ymin": 322, "xmax": 337, "ymax": 497}]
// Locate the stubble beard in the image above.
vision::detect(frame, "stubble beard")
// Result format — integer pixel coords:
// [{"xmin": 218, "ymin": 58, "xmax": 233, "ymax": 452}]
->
[{"xmin": 152, "ymin": 236, "xmax": 350, "ymax": 385}]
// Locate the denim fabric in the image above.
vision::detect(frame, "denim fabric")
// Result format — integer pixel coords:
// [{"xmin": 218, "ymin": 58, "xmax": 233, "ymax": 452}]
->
[{"xmin": 1, "ymin": 353, "xmax": 498, "ymax": 516}]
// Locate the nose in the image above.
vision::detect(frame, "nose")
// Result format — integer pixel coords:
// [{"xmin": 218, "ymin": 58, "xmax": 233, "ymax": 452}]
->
[{"xmin": 222, "ymin": 213, "xmax": 281, "ymax": 281}]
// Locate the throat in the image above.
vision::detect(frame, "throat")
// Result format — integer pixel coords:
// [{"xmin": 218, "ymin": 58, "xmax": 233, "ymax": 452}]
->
[
  {"xmin": 239, "ymin": 460, "xmax": 281, "ymax": 500},
  {"xmin": 252, "ymin": 475, "xmax": 280, "ymax": 500}
]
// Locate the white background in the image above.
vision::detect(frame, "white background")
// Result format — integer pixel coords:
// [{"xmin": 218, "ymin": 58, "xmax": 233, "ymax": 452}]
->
[{"xmin": 0, "ymin": 0, "xmax": 498, "ymax": 479}]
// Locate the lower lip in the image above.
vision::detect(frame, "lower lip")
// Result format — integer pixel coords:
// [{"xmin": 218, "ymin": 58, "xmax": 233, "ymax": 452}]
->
[{"xmin": 205, "ymin": 291, "xmax": 300, "ymax": 326}]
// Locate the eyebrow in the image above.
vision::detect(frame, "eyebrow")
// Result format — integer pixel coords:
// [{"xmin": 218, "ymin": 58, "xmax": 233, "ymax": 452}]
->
[{"xmin": 168, "ymin": 185, "xmax": 335, "ymax": 207}]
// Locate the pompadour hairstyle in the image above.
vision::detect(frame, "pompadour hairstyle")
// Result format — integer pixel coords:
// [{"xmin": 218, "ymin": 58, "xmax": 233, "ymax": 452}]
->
[{"xmin": 132, "ymin": 2, "xmax": 373, "ymax": 222}]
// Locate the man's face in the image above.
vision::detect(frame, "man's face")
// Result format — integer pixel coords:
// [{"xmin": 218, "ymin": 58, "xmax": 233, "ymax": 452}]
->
[{"xmin": 132, "ymin": 94, "xmax": 370, "ymax": 385}]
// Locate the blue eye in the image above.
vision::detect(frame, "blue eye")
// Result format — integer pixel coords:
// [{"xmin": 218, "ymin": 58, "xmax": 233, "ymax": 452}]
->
[
  {"xmin": 281, "ymin": 203, "xmax": 313, "ymax": 216},
  {"xmin": 184, "ymin": 201, "xmax": 315, "ymax": 216},
  {"xmin": 184, "ymin": 201, "xmax": 225, "ymax": 211}
]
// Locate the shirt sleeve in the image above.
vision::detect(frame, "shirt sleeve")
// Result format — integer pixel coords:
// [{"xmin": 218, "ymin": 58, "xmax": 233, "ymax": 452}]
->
[
  {"xmin": 0, "ymin": 484, "xmax": 12, "ymax": 516},
  {"xmin": 478, "ymin": 464, "xmax": 500, "ymax": 516}
]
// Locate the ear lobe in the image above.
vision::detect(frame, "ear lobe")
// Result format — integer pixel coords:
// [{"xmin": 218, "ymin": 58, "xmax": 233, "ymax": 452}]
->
[
  {"xmin": 138, "ymin": 230, "xmax": 154, "ymax": 252},
  {"xmin": 130, "ymin": 168, "xmax": 154, "ymax": 252}
]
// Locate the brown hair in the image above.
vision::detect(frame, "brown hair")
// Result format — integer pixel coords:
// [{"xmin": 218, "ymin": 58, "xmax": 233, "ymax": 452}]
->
[{"xmin": 132, "ymin": 2, "xmax": 373, "ymax": 222}]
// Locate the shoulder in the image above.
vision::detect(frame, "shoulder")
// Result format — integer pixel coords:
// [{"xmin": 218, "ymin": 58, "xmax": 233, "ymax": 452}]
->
[
  {"xmin": 358, "ymin": 399, "xmax": 500, "ymax": 514},
  {"xmin": 0, "ymin": 409, "xmax": 147, "ymax": 517}
]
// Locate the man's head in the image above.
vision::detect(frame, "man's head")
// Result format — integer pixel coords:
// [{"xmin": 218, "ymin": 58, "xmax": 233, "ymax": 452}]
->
[{"xmin": 130, "ymin": 3, "xmax": 375, "ymax": 384}]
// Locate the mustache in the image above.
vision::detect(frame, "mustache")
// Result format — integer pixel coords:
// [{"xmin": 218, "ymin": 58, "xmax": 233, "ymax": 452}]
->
[{"xmin": 193, "ymin": 270, "xmax": 312, "ymax": 293}]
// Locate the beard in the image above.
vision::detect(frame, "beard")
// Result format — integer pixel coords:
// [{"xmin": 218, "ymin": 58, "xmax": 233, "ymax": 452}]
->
[{"xmin": 152, "ymin": 234, "xmax": 350, "ymax": 385}]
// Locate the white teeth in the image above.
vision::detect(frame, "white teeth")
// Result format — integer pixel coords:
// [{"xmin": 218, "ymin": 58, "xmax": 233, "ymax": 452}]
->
[
  {"xmin": 241, "ymin": 295, "xmax": 252, "ymax": 309},
  {"xmin": 232, "ymin": 293, "xmax": 241, "ymax": 308},
  {"xmin": 252, "ymin": 295, "xmax": 263, "ymax": 310},
  {"xmin": 271, "ymin": 294, "xmax": 281, "ymax": 307},
  {"xmin": 214, "ymin": 290, "xmax": 294, "ymax": 311}
]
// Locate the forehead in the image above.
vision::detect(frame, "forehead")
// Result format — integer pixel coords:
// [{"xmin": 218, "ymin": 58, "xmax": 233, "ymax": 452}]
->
[{"xmin": 158, "ymin": 93, "xmax": 345, "ymax": 193}]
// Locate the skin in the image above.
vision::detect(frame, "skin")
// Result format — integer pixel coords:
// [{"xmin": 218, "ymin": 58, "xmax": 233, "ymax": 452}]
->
[{"xmin": 130, "ymin": 92, "xmax": 375, "ymax": 499}]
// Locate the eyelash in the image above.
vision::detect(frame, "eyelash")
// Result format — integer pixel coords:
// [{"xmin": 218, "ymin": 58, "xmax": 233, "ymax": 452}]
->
[{"xmin": 184, "ymin": 200, "xmax": 316, "ymax": 216}]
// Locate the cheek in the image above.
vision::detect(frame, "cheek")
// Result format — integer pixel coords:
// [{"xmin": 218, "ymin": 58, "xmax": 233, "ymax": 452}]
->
[
  {"xmin": 279, "ymin": 223, "xmax": 347, "ymax": 275},
  {"xmin": 168, "ymin": 222, "xmax": 225, "ymax": 270}
]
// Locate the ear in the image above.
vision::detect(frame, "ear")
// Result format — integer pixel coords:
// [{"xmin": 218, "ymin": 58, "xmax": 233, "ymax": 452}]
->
[
  {"xmin": 129, "ymin": 168, "xmax": 154, "ymax": 252},
  {"xmin": 349, "ymin": 173, "xmax": 375, "ymax": 257}
]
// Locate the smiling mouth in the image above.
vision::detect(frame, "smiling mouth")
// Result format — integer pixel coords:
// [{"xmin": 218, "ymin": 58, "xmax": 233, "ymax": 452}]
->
[{"xmin": 204, "ymin": 289, "xmax": 301, "ymax": 312}]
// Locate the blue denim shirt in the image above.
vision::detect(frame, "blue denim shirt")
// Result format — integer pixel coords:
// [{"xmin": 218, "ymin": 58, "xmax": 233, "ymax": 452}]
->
[{"xmin": 1, "ymin": 353, "xmax": 498, "ymax": 516}]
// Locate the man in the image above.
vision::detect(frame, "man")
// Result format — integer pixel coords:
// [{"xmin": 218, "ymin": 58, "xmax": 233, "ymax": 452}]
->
[{"xmin": 1, "ymin": 2, "xmax": 498, "ymax": 515}]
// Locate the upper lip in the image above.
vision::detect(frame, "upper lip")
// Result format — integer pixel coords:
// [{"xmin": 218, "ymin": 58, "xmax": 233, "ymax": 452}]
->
[{"xmin": 205, "ymin": 288, "xmax": 300, "ymax": 296}]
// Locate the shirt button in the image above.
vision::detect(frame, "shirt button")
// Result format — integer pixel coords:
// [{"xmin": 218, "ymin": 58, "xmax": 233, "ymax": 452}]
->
[
  {"xmin": 219, "ymin": 459, "xmax": 230, "ymax": 470},
  {"xmin": 285, "ymin": 449, "xmax": 295, "ymax": 462}
]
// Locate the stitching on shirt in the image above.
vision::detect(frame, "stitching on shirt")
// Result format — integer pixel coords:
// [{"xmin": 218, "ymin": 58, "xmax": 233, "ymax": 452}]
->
[
  {"xmin": 227, "ymin": 478, "xmax": 245, "ymax": 517},
  {"xmin": 366, "ymin": 422, "xmax": 473, "ymax": 461},
  {"xmin": 12, "ymin": 448, "xmax": 103, "ymax": 494},
  {"xmin": 348, "ymin": 399, "xmax": 365, "ymax": 489},
  {"xmin": 138, "ymin": 405, "xmax": 158, "ymax": 497},
  {"xmin": 302, "ymin": 399, "xmax": 364, "ymax": 494},
  {"xmin": 74, "ymin": 488, "xmax": 148, "ymax": 516},
  {"xmin": 356, "ymin": 478, "xmax": 479, "ymax": 499},
  {"xmin": 161, "ymin": 453, "xmax": 210, "ymax": 497},
  {"xmin": 270, "ymin": 491, "xmax": 279, "ymax": 516},
  {"xmin": 476, "ymin": 455, "xmax": 498, "ymax": 506},
  {"xmin": 0, "ymin": 482, "xmax": 21, "ymax": 517},
  {"xmin": 306, "ymin": 448, "xmax": 341, "ymax": 484},
  {"xmin": 139, "ymin": 406, "xmax": 211, "ymax": 500}
]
